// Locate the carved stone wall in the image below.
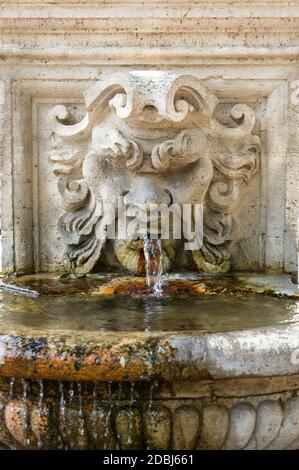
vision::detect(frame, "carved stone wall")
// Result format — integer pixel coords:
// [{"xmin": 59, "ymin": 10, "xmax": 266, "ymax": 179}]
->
[{"xmin": 0, "ymin": 1, "xmax": 298, "ymax": 275}]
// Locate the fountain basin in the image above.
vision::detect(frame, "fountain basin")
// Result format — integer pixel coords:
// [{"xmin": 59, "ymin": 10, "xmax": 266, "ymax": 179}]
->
[{"xmin": 0, "ymin": 273, "xmax": 299, "ymax": 450}]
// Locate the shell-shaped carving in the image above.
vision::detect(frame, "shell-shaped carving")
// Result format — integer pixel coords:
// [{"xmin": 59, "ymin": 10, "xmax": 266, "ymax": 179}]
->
[
  {"xmin": 255, "ymin": 400, "xmax": 283, "ymax": 449},
  {"xmin": 201, "ymin": 405, "xmax": 229, "ymax": 449},
  {"xmin": 61, "ymin": 404, "xmax": 88, "ymax": 450},
  {"xmin": 223, "ymin": 403, "xmax": 256, "ymax": 450},
  {"xmin": 31, "ymin": 401, "xmax": 52, "ymax": 449},
  {"xmin": 88, "ymin": 406, "xmax": 115, "ymax": 450},
  {"xmin": 266, "ymin": 397, "xmax": 299, "ymax": 450},
  {"xmin": 144, "ymin": 405, "xmax": 172, "ymax": 450},
  {"xmin": 172, "ymin": 405, "xmax": 200, "ymax": 450},
  {"xmin": 5, "ymin": 398, "xmax": 36, "ymax": 449},
  {"xmin": 244, "ymin": 435, "xmax": 257, "ymax": 450},
  {"xmin": 2, "ymin": 379, "xmax": 299, "ymax": 450},
  {"xmin": 115, "ymin": 407, "xmax": 143, "ymax": 450},
  {"xmin": 0, "ymin": 393, "xmax": 17, "ymax": 449}
]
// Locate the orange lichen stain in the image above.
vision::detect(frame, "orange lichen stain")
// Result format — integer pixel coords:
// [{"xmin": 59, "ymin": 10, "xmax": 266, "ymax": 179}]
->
[
  {"xmin": 95, "ymin": 278, "xmax": 217, "ymax": 297},
  {"xmin": 96, "ymin": 278, "xmax": 146, "ymax": 296},
  {"xmin": 192, "ymin": 283, "xmax": 217, "ymax": 296}
]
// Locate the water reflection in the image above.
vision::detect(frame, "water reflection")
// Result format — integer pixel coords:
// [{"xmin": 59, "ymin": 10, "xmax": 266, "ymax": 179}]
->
[{"xmin": 0, "ymin": 278, "xmax": 299, "ymax": 333}]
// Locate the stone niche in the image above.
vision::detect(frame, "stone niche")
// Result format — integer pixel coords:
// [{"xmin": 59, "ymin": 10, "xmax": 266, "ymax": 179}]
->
[{"xmin": 0, "ymin": 0, "xmax": 298, "ymax": 276}]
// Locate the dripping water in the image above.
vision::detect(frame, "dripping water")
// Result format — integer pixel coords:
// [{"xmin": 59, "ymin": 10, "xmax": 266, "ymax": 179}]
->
[
  {"xmin": 36, "ymin": 380, "xmax": 44, "ymax": 449},
  {"xmin": 104, "ymin": 381, "xmax": 113, "ymax": 450},
  {"xmin": 118, "ymin": 382, "xmax": 122, "ymax": 401},
  {"xmin": 7, "ymin": 377, "xmax": 17, "ymax": 449},
  {"xmin": 69, "ymin": 381, "xmax": 74, "ymax": 403},
  {"xmin": 143, "ymin": 234, "xmax": 164, "ymax": 294},
  {"xmin": 127, "ymin": 381, "xmax": 135, "ymax": 445},
  {"xmin": 116, "ymin": 382, "xmax": 123, "ymax": 449},
  {"xmin": 21, "ymin": 378, "xmax": 30, "ymax": 448},
  {"xmin": 92, "ymin": 381, "xmax": 98, "ymax": 442},
  {"xmin": 146, "ymin": 380, "xmax": 158, "ymax": 451},
  {"xmin": 9, "ymin": 377, "xmax": 15, "ymax": 413},
  {"xmin": 77, "ymin": 382, "xmax": 85, "ymax": 438},
  {"xmin": 59, "ymin": 381, "xmax": 67, "ymax": 449},
  {"xmin": 148, "ymin": 380, "xmax": 157, "ymax": 411}
]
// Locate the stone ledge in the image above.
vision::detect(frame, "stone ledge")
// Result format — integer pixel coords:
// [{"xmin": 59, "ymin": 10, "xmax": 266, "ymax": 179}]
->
[
  {"xmin": 0, "ymin": 1, "xmax": 299, "ymax": 64},
  {"xmin": 1, "ymin": 323, "xmax": 299, "ymax": 382}
]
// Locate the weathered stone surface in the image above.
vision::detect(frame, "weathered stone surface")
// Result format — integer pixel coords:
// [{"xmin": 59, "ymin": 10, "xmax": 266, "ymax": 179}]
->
[
  {"xmin": 0, "ymin": 392, "xmax": 16, "ymax": 449},
  {"xmin": 88, "ymin": 406, "xmax": 116, "ymax": 450},
  {"xmin": 266, "ymin": 398, "xmax": 299, "ymax": 450},
  {"xmin": 62, "ymin": 404, "xmax": 89, "ymax": 450},
  {"xmin": 172, "ymin": 405, "xmax": 200, "ymax": 450},
  {"xmin": 223, "ymin": 403, "xmax": 256, "ymax": 450},
  {"xmin": 255, "ymin": 400, "xmax": 283, "ymax": 450},
  {"xmin": 0, "ymin": 0, "xmax": 298, "ymax": 454},
  {"xmin": 31, "ymin": 401, "xmax": 52, "ymax": 449},
  {"xmin": 115, "ymin": 407, "xmax": 143, "ymax": 450},
  {"xmin": 4, "ymin": 398, "xmax": 36, "ymax": 449},
  {"xmin": 0, "ymin": 3, "xmax": 298, "ymax": 275},
  {"xmin": 0, "ymin": 317, "xmax": 299, "ymax": 383},
  {"xmin": 1, "ymin": 379, "xmax": 299, "ymax": 450},
  {"xmin": 201, "ymin": 405, "xmax": 229, "ymax": 450},
  {"xmin": 47, "ymin": 71, "xmax": 260, "ymax": 275},
  {"xmin": 144, "ymin": 405, "xmax": 172, "ymax": 450}
]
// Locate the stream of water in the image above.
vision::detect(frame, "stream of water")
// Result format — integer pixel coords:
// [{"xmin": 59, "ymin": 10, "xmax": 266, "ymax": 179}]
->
[{"xmin": 143, "ymin": 234, "xmax": 163, "ymax": 294}]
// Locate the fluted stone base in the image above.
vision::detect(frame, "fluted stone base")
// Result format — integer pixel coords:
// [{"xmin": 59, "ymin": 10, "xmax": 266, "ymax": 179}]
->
[{"xmin": 1, "ymin": 377, "xmax": 299, "ymax": 450}]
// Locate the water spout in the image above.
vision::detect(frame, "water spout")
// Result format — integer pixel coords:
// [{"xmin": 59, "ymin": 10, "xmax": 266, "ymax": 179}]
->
[{"xmin": 143, "ymin": 234, "xmax": 164, "ymax": 294}]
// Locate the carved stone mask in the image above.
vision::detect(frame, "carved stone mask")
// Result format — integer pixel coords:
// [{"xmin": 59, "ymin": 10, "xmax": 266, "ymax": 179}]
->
[{"xmin": 49, "ymin": 72, "xmax": 260, "ymax": 274}]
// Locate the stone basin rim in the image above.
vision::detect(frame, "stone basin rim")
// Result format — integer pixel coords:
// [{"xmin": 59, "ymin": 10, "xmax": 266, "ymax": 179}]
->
[{"xmin": 1, "ymin": 323, "xmax": 299, "ymax": 382}]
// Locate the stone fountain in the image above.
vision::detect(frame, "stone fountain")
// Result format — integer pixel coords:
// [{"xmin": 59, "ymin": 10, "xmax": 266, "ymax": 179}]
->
[{"xmin": 0, "ymin": 2, "xmax": 299, "ymax": 451}]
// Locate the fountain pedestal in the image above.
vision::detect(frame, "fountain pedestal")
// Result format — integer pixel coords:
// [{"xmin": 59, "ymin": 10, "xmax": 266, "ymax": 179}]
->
[{"xmin": 0, "ymin": 273, "xmax": 298, "ymax": 450}]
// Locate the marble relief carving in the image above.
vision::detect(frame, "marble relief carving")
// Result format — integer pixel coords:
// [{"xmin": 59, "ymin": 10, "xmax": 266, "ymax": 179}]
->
[{"xmin": 48, "ymin": 72, "xmax": 260, "ymax": 274}]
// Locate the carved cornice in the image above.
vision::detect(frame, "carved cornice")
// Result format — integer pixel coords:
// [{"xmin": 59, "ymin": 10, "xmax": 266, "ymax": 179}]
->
[
  {"xmin": 0, "ymin": 2, "xmax": 298, "ymax": 63},
  {"xmin": 1, "ymin": 1, "xmax": 299, "ymax": 34}
]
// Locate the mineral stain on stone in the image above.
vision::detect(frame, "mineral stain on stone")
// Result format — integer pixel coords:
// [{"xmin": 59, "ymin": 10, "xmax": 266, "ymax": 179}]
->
[{"xmin": 96, "ymin": 277, "xmax": 216, "ymax": 297}]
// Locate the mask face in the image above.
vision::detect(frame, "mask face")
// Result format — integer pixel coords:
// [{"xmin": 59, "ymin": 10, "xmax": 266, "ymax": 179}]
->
[{"xmin": 49, "ymin": 72, "xmax": 260, "ymax": 274}]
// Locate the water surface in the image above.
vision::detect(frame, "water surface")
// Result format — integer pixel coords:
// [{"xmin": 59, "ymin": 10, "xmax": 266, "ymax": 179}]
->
[{"xmin": 0, "ymin": 275, "xmax": 298, "ymax": 333}]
